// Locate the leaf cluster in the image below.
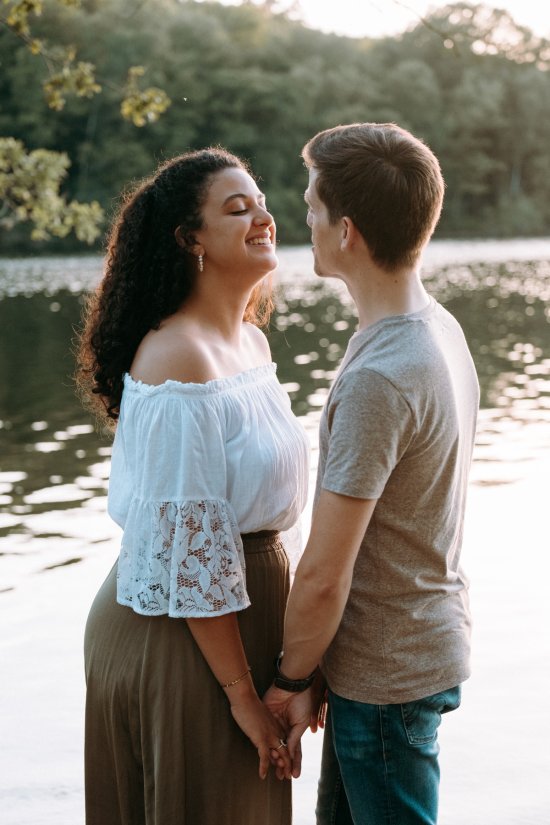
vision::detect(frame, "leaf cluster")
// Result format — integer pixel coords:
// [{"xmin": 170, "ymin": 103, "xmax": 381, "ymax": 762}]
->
[
  {"xmin": 1, "ymin": 0, "xmax": 171, "ymax": 117},
  {"xmin": 0, "ymin": 136, "xmax": 103, "ymax": 241}
]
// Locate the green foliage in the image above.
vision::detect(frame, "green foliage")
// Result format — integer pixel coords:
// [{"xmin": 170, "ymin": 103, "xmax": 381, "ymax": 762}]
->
[
  {"xmin": 120, "ymin": 66, "xmax": 171, "ymax": 127},
  {"xmin": 1, "ymin": 0, "xmax": 550, "ymax": 250},
  {"xmin": 0, "ymin": 137, "xmax": 103, "ymax": 241},
  {"xmin": 1, "ymin": 0, "xmax": 172, "ymax": 120},
  {"xmin": 0, "ymin": 0, "xmax": 174, "ymax": 244},
  {"xmin": 43, "ymin": 48, "xmax": 102, "ymax": 111}
]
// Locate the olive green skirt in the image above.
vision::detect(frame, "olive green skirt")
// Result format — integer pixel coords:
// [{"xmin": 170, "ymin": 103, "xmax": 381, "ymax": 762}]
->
[{"xmin": 84, "ymin": 532, "xmax": 291, "ymax": 825}]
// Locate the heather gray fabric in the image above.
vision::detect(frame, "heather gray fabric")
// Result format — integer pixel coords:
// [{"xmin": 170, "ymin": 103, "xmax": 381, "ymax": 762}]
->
[
  {"xmin": 317, "ymin": 297, "xmax": 480, "ymax": 704},
  {"xmin": 84, "ymin": 533, "xmax": 291, "ymax": 825}
]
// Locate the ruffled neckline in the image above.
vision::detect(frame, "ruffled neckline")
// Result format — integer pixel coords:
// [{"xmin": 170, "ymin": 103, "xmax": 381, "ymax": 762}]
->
[{"xmin": 124, "ymin": 362, "xmax": 277, "ymax": 396}]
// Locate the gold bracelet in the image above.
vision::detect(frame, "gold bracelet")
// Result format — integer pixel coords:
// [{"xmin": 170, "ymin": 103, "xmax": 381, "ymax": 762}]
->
[{"xmin": 220, "ymin": 666, "xmax": 252, "ymax": 688}]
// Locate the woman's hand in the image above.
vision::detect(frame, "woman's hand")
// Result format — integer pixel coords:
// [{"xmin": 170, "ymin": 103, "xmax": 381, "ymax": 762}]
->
[
  {"xmin": 262, "ymin": 684, "xmax": 312, "ymax": 778},
  {"xmin": 228, "ymin": 687, "xmax": 293, "ymax": 780},
  {"xmin": 185, "ymin": 614, "xmax": 293, "ymax": 779}
]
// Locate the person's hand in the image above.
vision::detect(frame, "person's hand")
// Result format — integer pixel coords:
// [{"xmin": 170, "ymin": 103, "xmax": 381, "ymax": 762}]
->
[
  {"xmin": 262, "ymin": 683, "xmax": 313, "ymax": 778},
  {"xmin": 309, "ymin": 669, "xmax": 328, "ymax": 733},
  {"xmin": 228, "ymin": 689, "xmax": 293, "ymax": 780}
]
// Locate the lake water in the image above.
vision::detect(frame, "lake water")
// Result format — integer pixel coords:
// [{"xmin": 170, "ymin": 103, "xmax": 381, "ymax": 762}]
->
[
  {"xmin": 1, "ymin": 240, "xmax": 549, "ymax": 824},
  {"xmin": 1, "ymin": 240, "xmax": 550, "ymax": 584}
]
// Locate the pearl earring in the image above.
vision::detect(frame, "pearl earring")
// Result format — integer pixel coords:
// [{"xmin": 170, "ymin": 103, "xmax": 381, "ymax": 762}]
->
[{"xmin": 198, "ymin": 254, "xmax": 204, "ymax": 272}]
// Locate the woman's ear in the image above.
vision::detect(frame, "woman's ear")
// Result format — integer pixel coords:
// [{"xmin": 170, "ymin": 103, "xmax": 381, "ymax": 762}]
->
[
  {"xmin": 175, "ymin": 226, "xmax": 204, "ymax": 258},
  {"xmin": 174, "ymin": 225, "xmax": 188, "ymax": 249}
]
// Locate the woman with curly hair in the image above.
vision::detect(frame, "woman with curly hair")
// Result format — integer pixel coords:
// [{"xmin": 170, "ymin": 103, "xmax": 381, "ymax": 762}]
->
[{"xmin": 75, "ymin": 147, "xmax": 310, "ymax": 825}]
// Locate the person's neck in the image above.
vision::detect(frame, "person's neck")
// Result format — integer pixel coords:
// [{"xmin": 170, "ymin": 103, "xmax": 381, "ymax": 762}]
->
[
  {"xmin": 177, "ymin": 282, "xmax": 250, "ymax": 343},
  {"xmin": 340, "ymin": 258, "xmax": 430, "ymax": 331}
]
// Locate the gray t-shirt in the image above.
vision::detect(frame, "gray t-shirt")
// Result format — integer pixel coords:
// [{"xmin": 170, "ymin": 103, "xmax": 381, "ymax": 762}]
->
[{"xmin": 317, "ymin": 296, "xmax": 480, "ymax": 704}]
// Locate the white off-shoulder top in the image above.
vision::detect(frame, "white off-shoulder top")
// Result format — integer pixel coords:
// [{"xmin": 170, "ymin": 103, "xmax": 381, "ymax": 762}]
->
[{"xmin": 107, "ymin": 363, "xmax": 310, "ymax": 619}]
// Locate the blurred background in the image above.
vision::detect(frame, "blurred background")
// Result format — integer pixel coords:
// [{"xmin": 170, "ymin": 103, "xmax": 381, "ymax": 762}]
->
[
  {"xmin": 1, "ymin": 2, "xmax": 549, "ymax": 823},
  {"xmin": 2, "ymin": 0, "xmax": 550, "ymax": 250}
]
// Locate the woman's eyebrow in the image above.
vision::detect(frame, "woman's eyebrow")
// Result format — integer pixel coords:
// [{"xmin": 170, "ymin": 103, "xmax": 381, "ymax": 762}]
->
[{"xmin": 222, "ymin": 192, "xmax": 265, "ymax": 206}]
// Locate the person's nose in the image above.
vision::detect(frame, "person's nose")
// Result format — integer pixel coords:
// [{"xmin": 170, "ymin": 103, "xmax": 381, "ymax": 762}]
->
[{"xmin": 254, "ymin": 205, "xmax": 274, "ymax": 227}]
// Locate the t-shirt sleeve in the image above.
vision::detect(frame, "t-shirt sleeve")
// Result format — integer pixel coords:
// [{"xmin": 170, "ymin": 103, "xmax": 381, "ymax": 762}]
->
[
  {"xmin": 321, "ymin": 368, "xmax": 415, "ymax": 500},
  {"xmin": 112, "ymin": 390, "xmax": 250, "ymax": 619}
]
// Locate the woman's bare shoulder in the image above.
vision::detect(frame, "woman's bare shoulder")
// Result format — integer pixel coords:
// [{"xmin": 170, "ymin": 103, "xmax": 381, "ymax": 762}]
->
[
  {"xmin": 130, "ymin": 323, "xmax": 214, "ymax": 385},
  {"xmin": 242, "ymin": 322, "xmax": 272, "ymax": 362}
]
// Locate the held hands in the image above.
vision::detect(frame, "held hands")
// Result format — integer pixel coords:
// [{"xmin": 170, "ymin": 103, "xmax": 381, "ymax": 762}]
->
[
  {"xmin": 262, "ymin": 668, "xmax": 328, "ymax": 777},
  {"xmin": 262, "ymin": 683, "xmax": 314, "ymax": 779},
  {"xmin": 225, "ymin": 670, "xmax": 327, "ymax": 780},
  {"xmin": 226, "ymin": 686, "xmax": 294, "ymax": 780}
]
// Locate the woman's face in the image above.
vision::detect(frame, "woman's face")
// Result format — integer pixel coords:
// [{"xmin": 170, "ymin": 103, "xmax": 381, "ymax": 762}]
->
[{"xmin": 193, "ymin": 167, "xmax": 278, "ymax": 279}]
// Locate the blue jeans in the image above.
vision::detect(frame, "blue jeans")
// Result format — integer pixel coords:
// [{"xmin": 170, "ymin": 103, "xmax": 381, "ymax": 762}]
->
[{"xmin": 316, "ymin": 685, "xmax": 461, "ymax": 825}]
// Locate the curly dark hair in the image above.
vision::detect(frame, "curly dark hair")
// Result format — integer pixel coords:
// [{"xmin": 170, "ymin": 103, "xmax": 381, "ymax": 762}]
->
[{"xmin": 75, "ymin": 147, "xmax": 273, "ymax": 427}]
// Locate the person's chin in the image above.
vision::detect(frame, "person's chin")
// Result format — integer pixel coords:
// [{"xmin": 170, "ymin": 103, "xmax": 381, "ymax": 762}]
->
[
  {"xmin": 250, "ymin": 246, "xmax": 278, "ymax": 271},
  {"xmin": 312, "ymin": 258, "xmax": 333, "ymax": 279},
  {"xmin": 312, "ymin": 253, "xmax": 324, "ymax": 277}
]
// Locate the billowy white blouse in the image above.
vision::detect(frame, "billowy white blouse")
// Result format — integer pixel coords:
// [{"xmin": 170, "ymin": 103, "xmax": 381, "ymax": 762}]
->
[{"xmin": 108, "ymin": 363, "xmax": 310, "ymax": 619}]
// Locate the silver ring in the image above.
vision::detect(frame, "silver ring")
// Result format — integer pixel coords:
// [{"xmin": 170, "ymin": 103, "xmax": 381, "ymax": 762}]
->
[{"xmin": 276, "ymin": 738, "xmax": 288, "ymax": 750}]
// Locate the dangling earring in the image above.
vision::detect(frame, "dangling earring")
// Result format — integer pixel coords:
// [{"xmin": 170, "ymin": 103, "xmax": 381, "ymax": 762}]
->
[{"xmin": 198, "ymin": 254, "xmax": 204, "ymax": 273}]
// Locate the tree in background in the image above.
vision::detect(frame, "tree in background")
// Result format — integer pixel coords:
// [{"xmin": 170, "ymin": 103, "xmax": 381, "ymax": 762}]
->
[
  {"xmin": 1, "ymin": 0, "xmax": 550, "ymax": 250},
  {"xmin": 0, "ymin": 0, "xmax": 171, "ymax": 243}
]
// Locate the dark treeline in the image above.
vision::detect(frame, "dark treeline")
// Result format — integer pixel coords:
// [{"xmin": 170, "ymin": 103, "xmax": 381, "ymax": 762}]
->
[{"xmin": 2, "ymin": 0, "xmax": 550, "ymax": 252}]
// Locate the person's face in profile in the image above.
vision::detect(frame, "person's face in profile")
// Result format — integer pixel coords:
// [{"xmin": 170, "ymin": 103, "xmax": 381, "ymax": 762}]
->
[{"xmin": 304, "ymin": 168, "xmax": 341, "ymax": 279}]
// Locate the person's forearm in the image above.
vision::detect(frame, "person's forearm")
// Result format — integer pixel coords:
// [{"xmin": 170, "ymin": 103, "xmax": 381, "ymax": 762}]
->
[
  {"xmin": 186, "ymin": 612, "xmax": 256, "ymax": 701},
  {"xmin": 279, "ymin": 558, "xmax": 353, "ymax": 680},
  {"xmin": 276, "ymin": 490, "xmax": 377, "ymax": 681},
  {"xmin": 188, "ymin": 612, "xmax": 295, "ymax": 779}
]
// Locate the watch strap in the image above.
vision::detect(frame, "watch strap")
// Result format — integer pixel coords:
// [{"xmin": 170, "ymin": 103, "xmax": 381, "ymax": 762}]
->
[{"xmin": 273, "ymin": 652, "xmax": 316, "ymax": 693}]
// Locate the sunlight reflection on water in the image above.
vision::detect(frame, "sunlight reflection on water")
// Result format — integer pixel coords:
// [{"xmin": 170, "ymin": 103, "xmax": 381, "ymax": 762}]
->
[{"xmin": 1, "ymin": 240, "xmax": 550, "ymax": 589}]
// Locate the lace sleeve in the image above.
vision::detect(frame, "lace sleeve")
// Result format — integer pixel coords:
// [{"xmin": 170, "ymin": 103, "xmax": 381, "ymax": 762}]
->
[{"xmin": 117, "ymin": 498, "xmax": 250, "ymax": 618}]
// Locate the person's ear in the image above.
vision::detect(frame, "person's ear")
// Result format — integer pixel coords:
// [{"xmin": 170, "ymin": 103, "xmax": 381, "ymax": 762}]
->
[
  {"xmin": 340, "ymin": 216, "xmax": 359, "ymax": 251},
  {"xmin": 174, "ymin": 225, "xmax": 188, "ymax": 248},
  {"xmin": 174, "ymin": 225, "xmax": 200, "ymax": 251}
]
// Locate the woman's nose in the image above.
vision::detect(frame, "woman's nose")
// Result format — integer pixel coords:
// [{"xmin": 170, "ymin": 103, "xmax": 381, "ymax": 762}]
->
[{"xmin": 254, "ymin": 206, "xmax": 273, "ymax": 226}]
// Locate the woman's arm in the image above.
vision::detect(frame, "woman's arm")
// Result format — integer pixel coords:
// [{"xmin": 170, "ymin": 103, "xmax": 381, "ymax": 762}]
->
[
  {"xmin": 186, "ymin": 613, "xmax": 294, "ymax": 779},
  {"xmin": 132, "ymin": 326, "xmax": 291, "ymax": 776}
]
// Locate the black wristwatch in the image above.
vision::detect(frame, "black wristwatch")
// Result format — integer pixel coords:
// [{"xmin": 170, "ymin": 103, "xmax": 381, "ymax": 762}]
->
[{"xmin": 273, "ymin": 652, "xmax": 316, "ymax": 693}]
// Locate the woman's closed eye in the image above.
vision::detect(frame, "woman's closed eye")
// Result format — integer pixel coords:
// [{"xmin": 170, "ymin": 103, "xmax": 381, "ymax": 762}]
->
[{"xmin": 228, "ymin": 195, "xmax": 267, "ymax": 215}]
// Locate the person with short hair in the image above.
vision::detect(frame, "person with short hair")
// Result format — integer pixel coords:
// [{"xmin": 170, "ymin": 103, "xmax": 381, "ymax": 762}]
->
[
  {"xmin": 264, "ymin": 123, "xmax": 479, "ymax": 825},
  {"xmin": 76, "ymin": 147, "xmax": 310, "ymax": 825}
]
